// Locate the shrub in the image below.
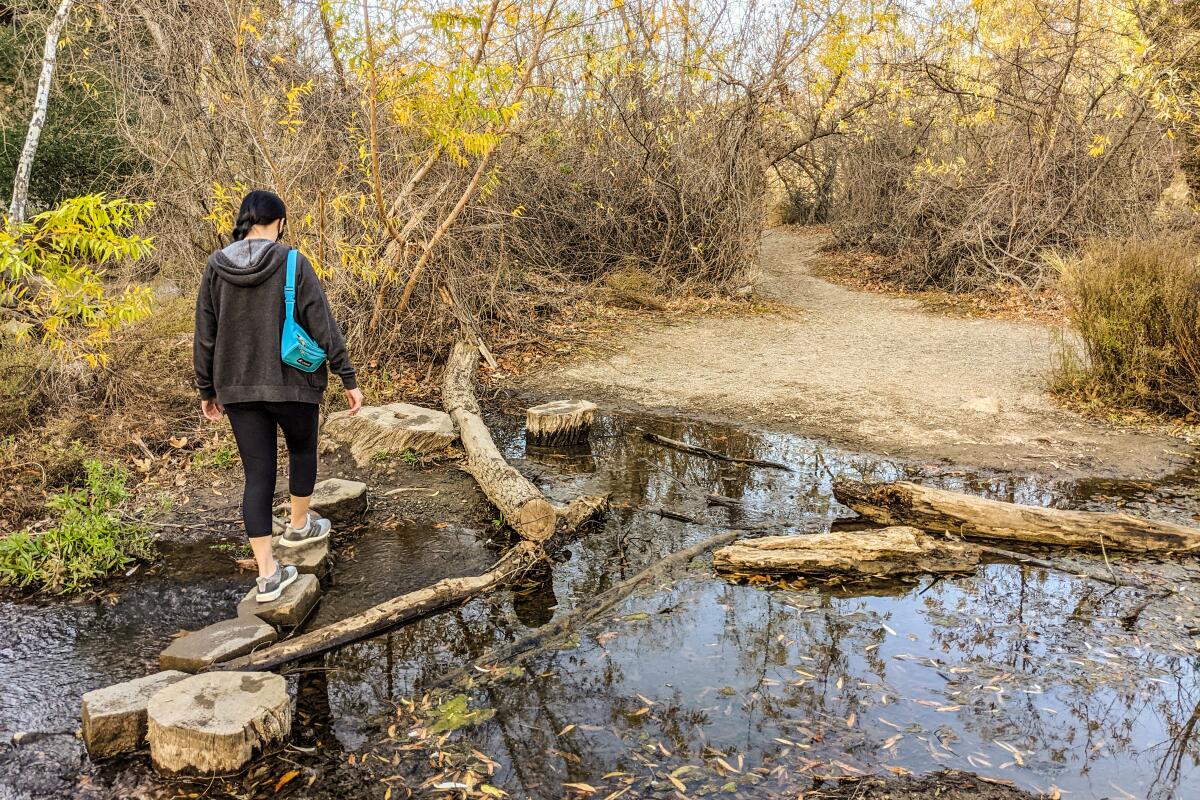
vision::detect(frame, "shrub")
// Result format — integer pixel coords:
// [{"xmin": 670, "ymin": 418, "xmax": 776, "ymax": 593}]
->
[
  {"xmin": 1052, "ymin": 237, "xmax": 1200, "ymax": 415},
  {"xmin": 0, "ymin": 460, "xmax": 153, "ymax": 593}
]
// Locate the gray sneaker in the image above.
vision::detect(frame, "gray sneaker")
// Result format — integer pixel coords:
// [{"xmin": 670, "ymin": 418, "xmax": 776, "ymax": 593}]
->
[
  {"xmin": 279, "ymin": 512, "xmax": 331, "ymax": 549},
  {"xmin": 256, "ymin": 564, "xmax": 299, "ymax": 603}
]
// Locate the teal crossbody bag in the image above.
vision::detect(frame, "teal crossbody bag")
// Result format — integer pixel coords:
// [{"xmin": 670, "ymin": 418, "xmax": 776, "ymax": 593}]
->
[{"xmin": 281, "ymin": 249, "xmax": 327, "ymax": 373}]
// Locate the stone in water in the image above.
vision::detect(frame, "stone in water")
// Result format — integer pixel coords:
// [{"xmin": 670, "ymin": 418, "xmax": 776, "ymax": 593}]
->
[
  {"xmin": 81, "ymin": 671, "xmax": 188, "ymax": 759},
  {"xmin": 238, "ymin": 572, "xmax": 322, "ymax": 627},
  {"xmin": 159, "ymin": 617, "xmax": 278, "ymax": 673}
]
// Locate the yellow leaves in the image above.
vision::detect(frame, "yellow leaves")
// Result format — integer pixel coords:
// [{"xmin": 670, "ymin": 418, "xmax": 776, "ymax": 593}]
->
[
  {"xmin": 278, "ymin": 80, "xmax": 315, "ymax": 132},
  {"xmin": 1089, "ymin": 134, "xmax": 1111, "ymax": 157},
  {"xmin": 2, "ymin": 195, "xmax": 155, "ymax": 367}
]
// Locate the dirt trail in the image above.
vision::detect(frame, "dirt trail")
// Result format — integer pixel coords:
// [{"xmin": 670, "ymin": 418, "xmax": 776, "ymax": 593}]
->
[{"xmin": 525, "ymin": 228, "xmax": 1190, "ymax": 477}]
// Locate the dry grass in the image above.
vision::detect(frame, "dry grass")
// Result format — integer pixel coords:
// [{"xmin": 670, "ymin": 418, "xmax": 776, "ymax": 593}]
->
[{"xmin": 1052, "ymin": 236, "xmax": 1200, "ymax": 417}]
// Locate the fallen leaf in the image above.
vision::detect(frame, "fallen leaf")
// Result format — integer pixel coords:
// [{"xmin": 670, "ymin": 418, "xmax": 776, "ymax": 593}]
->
[
  {"xmin": 274, "ymin": 770, "xmax": 299, "ymax": 792},
  {"xmin": 563, "ymin": 783, "xmax": 598, "ymax": 795}
]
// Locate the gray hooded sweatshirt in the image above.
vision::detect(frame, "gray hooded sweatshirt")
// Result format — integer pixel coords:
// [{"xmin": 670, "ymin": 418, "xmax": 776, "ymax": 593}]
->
[{"xmin": 193, "ymin": 239, "xmax": 357, "ymax": 405}]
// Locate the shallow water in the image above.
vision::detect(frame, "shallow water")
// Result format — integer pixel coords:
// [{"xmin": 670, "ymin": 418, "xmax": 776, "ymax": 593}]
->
[{"xmin": 2, "ymin": 411, "xmax": 1199, "ymax": 799}]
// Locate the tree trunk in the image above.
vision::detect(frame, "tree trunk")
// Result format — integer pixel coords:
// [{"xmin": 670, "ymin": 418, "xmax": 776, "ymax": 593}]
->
[
  {"xmin": 713, "ymin": 526, "xmax": 981, "ymax": 577},
  {"xmin": 443, "ymin": 341, "xmax": 557, "ymax": 541},
  {"xmin": 833, "ymin": 478, "xmax": 1200, "ymax": 554},
  {"xmin": 8, "ymin": 0, "xmax": 74, "ymax": 224},
  {"xmin": 216, "ymin": 542, "xmax": 543, "ymax": 672}
]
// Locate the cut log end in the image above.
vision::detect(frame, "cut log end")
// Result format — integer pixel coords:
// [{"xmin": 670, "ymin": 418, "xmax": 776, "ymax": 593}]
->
[
  {"xmin": 146, "ymin": 672, "xmax": 291, "ymax": 775},
  {"xmin": 515, "ymin": 497, "xmax": 558, "ymax": 542},
  {"xmin": 526, "ymin": 399, "xmax": 597, "ymax": 447}
]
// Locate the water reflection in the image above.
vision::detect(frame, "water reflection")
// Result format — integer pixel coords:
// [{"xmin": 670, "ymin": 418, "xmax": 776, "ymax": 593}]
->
[{"xmin": 330, "ymin": 410, "xmax": 1200, "ymax": 799}]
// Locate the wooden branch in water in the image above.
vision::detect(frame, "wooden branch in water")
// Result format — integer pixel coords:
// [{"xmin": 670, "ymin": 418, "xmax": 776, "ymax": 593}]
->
[
  {"xmin": 638, "ymin": 428, "xmax": 794, "ymax": 472},
  {"xmin": 434, "ymin": 529, "xmax": 743, "ymax": 687},
  {"xmin": 833, "ymin": 477, "xmax": 1200, "ymax": 554},
  {"xmin": 216, "ymin": 542, "xmax": 544, "ymax": 673}
]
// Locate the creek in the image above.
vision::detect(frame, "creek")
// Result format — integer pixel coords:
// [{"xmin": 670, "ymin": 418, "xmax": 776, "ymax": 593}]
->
[{"xmin": 2, "ymin": 410, "xmax": 1199, "ymax": 799}]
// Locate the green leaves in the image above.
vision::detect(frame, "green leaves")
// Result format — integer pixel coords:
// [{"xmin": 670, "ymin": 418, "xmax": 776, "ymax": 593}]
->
[
  {"xmin": 0, "ymin": 459, "xmax": 153, "ymax": 593},
  {"xmin": 426, "ymin": 693, "xmax": 497, "ymax": 733},
  {"xmin": 0, "ymin": 193, "xmax": 155, "ymax": 366}
]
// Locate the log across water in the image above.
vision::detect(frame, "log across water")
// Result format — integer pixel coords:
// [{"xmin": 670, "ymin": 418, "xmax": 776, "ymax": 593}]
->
[
  {"xmin": 444, "ymin": 342, "xmax": 558, "ymax": 541},
  {"xmin": 218, "ymin": 542, "xmax": 543, "ymax": 672},
  {"xmin": 833, "ymin": 478, "xmax": 1200, "ymax": 554}
]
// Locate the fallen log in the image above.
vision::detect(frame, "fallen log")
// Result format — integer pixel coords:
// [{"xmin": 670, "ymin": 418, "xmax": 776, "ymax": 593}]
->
[
  {"xmin": 436, "ymin": 529, "xmax": 743, "ymax": 687},
  {"xmin": 444, "ymin": 342, "xmax": 557, "ymax": 541},
  {"xmin": 833, "ymin": 478, "xmax": 1200, "ymax": 554},
  {"xmin": 713, "ymin": 527, "xmax": 981, "ymax": 577},
  {"xmin": 216, "ymin": 542, "xmax": 543, "ymax": 672},
  {"xmin": 639, "ymin": 428, "xmax": 793, "ymax": 472}
]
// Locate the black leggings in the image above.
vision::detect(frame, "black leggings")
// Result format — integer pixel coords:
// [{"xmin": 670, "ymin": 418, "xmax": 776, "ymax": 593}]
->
[{"xmin": 226, "ymin": 401, "xmax": 320, "ymax": 538}]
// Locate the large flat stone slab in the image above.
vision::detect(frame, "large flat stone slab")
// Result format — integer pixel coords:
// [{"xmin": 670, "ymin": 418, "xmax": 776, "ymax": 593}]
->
[
  {"xmin": 159, "ymin": 617, "xmax": 278, "ymax": 673},
  {"xmin": 322, "ymin": 403, "xmax": 456, "ymax": 465},
  {"xmin": 238, "ymin": 572, "xmax": 321, "ymax": 627},
  {"xmin": 272, "ymin": 534, "xmax": 329, "ymax": 575},
  {"xmin": 147, "ymin": 672, "xmax": 291, "ymax": 775},
  {"xmin": 81, "ymin": 670, "xmax": 189, "ymax": 758},
  {"xmin": 275, "ymin": 478, "xmax": 367, "ymax": 525}
]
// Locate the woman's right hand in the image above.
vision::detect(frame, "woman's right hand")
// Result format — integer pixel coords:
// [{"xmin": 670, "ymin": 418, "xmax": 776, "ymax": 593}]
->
[
  {"xmin": 201, "ymin": 399, "xmax": 224, "ymax": 421},
  {"xmin": 345, "ymin": 388, "xmax": 363, "ymax": 416}
]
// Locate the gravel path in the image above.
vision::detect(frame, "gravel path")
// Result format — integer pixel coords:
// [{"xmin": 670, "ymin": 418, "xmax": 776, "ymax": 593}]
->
[{"xmin": 524, "ymin": 228, "xmax": 1190, "ymax": 477}]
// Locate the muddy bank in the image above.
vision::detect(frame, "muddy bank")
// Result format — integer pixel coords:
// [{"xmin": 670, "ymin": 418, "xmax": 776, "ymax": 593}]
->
[
  {"xmin": 521, "ymin": 227, "xmax": 1193, "ymax": 479},
  {"xmin": 2, "ymin": 409, "xmax": 1200, "ymax": 799}
]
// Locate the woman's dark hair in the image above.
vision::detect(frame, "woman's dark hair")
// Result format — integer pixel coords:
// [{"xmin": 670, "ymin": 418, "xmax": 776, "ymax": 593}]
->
[{"xmin": 231, "ymin": 190, "xmax": 287, "ymax": 241}]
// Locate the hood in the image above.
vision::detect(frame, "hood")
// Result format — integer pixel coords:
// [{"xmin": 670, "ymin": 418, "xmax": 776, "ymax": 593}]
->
[{"xmin": 209, "ymin": 239, "xmax": 284, "ymax": 287}]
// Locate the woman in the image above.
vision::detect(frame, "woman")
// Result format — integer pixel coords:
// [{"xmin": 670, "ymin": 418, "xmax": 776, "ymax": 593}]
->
[{"xmin": 194, "ymin": 190, "xmax": 362, "ymax": 602}]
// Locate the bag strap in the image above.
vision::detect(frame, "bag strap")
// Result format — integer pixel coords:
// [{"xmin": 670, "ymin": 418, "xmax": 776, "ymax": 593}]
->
[{"xmin": 284, "ymin": 249, "xmax": 297, "ymax": 321}]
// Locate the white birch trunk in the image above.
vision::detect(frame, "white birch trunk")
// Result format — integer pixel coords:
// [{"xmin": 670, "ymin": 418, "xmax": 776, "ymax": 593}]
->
[{"xmin": 8, "ymin": 0, "xmax": 75, "ymax": 224}]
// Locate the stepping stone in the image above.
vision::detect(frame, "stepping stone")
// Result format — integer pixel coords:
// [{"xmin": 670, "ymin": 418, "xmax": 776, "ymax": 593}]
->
[
  {"xmin": 322, "ymin": 403, "xmax": 456, "ymax": 465},
  {"xmin": 274, "ymin": 478, "xmax": 367, "ymax": 525},
  {"xmin": 147, "ymin": 672, "xmax": 291, "ymax": 775},
  {"xmin": 159, "ymin": 617, "xmax": 278, "ymax": 673},
  {"xmin": 272, "ymin": 534, "xmax": 329, "ymax": 575},
  {"xmin": 81, "ymin": 671, "xmax": 189, "ymax": 759},
  {"xmin": 237, "ymin": 572, "xmax": 321, "ymax": 627}
]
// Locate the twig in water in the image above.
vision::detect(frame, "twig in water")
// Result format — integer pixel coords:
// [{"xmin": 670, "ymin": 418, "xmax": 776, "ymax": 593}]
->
[
  {"xmin": 434, "ymin": 529, "xmax": 744, "ymax": 687},
  {"xmin": 637, "ymin": 428, "xmax": 794, "ymax": 471}
]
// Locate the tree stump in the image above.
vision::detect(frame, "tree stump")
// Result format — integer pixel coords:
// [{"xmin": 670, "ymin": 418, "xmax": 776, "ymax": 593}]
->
[
  {"xmin": 146, "ymin": 672, "xmax": 290, "ymax": 775},
  {"xmin": 526, "ymin": 400, "xmax": 597, "ymax": 447}
]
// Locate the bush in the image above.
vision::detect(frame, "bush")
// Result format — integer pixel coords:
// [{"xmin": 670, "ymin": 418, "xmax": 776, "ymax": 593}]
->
[
  {"xmin": 0, "ymin": 460, "xmax": 153, "ymax": 593},
  {"xmin": 1052, "ymin": 237, "xmax": 1200, "ymax": 415}
]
